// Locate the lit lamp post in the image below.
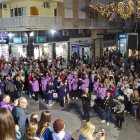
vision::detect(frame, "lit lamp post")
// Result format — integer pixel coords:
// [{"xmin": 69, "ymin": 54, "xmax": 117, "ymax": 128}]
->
[{"xmin": 49, "ymin": 29, "xmax": 57, "ymax": 59}]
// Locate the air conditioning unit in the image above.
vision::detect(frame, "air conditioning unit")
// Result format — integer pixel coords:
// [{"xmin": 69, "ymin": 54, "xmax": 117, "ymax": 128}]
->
[{"xmin": 62, "ymin": 30, "xmax": 69, "ymax": 36}]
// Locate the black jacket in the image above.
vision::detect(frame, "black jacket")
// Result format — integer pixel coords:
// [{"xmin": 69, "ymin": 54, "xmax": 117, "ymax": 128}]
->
[
  {"xmin": 82, "ymin": 93, "xmax": 91, "ymax": 107},
  {"xmin": 103, "ymin": 96, "xmax": 113, "ymax": 110}
]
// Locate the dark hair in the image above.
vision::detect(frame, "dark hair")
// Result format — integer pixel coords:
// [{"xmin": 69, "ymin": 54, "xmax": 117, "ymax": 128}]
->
[
  {"xmin": 53, "ymin": 119, "xmax": 65, "ymax": 133},
  {"xmin": 37, "ymin": 111, "xmax": 51, "ymax": 134},
  {"xmin": 0, "ymin": 108, "xmax": 16, "ymax": 140},
  {"xmin": 118, "ymin": 99, "xmax": 124, "ymax": 104},
  {"xmin": 30, "ymin": 113, "xmax": 39, "ymax": 124}
]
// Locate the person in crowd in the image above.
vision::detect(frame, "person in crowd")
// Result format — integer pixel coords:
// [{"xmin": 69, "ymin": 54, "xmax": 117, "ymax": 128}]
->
[
  {"xmin": 71, "ymin": 73, "xmax": 78, "ymax": 99},
  {"xmin": 48, "ymin": 119, "xmax": 73, "ymax": 140},
  {"xmin": 37, "ymin": 111, "xmax": 52, "ymax": 140},
  {"xmin": 15, "ymin": 124, "xmax": 22, "ymax": 140},
  {"xmin": 28, "ymin": 72, "xmax": 33, "ymax": 98},
  {"xmin": 0, "ymin": 108, "xmax": 17, "ymax": 140},
  {"xmin": 30, "ymin": 76, "xmax": 39, "ymax": 102},
  {"xmin": 81, "ymin": 88, "xmax": 91, "ymax": 122},
  {"xmin": 0, "ymin": 75, "xmax": 5, "ymax": 99},
  {"xmin": 5, "ymin": 75, "xmax": 16, "ymax": 102},
  {"xmin": 30, "ymin": 113, "xmax": 39, "ymax": 124},
  {"xmin": 12, "ymin": 97, "xmax": 28, "ymax": 135},
  {"xmin": 123, "ymin": 84, "xmax": 133, "ymax": 113},
  {"xmin": 131, "ymin": 89, "xmax": 139, "ymax": 120},
  {"xmin": 0, "ymin": 94, "xmax": 13, "ymax": 111},
  {"xmin": 41, "ymin": 75, "xmax": 49, "ymax": 101},
  {"xmin": 23, "ymin": 123, "xmax": 40, "ymax": 140},
  {"xmin": 93, "ymin": 78, "xmax": 100, "ymax": 94},
  {"xmin": 114, "ymin": 99, "xmax": 125, "ymax": 130},
  {"xmin": 98, "ymin": 82, "xmax": 107, "ymax": 108},
  {"xmin": 15, "ymin": 76, "xmax": 24, "ymax": 98},
  {"xmin": 58, "ymin": 80, "xmax": 65, "ymax": 108},
  {"xmin": 46, "ymin": 80, "xmax": 55, "ymax": 106},
  {"xmin": 64, "ymin": 79, "xmax": 70, "ymax": 104},
  {"xmin": 78, "ymin": 121, "xmax": 105, "ymax": 140},
  {"xmin": 101, "ymin": 91, "xmax": 113, "ymax": 126}
]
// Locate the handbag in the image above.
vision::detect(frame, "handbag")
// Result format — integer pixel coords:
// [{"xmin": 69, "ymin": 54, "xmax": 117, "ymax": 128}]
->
[{"xmin": 53, "ymin": 93, "xmax": 58, "ymax": 99}]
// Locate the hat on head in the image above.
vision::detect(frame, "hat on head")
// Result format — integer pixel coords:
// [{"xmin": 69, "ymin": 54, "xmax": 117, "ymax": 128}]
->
[{"xmin": 79, "ymin": 121, "xmax": 95, "ymax": 138}]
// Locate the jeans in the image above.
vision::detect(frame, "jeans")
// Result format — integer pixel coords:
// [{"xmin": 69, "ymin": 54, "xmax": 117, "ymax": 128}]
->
[
  {"xmin": 17, "ymin": 90, "xmax": 23, "ymax": 98},
  {"xmin": 116, "ymin": 116, "xmax": 123, "ymax": 129},
  {"xmin": 132, "ymin": 104, "xmax": 138, "ymax": 119},
  {"xmin": 59, "ymin": 97, "xmax": 64, "ymax": 107},
  {"xmin": 102, "ymin": 108, "xmax": 111, "ymax": 122}
]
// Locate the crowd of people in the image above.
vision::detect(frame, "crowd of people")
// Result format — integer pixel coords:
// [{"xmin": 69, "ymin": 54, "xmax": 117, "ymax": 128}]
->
[{"xmin": 0, "ymin": 49, "xmax": 140, "ymax": 139}]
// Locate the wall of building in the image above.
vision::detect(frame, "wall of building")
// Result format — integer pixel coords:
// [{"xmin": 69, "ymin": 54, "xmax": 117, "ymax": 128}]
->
[{"xmin": 1, "ymin": 0, "xmax": 57, "ymax": 18}]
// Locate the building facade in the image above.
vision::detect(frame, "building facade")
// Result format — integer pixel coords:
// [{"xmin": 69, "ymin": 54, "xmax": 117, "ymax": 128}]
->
[{"xmin": 0, "ymin": 0, "xmax": 92, "ymax": 61}]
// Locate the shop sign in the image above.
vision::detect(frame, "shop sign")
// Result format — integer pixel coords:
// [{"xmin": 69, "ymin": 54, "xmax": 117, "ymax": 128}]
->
[
  {"xmin": 119, "ymin": 33, "xmax": 127, "ymax": 39},
  {"xmin": 36, "ymin": 37, "xmax": 46, "ymax": 43},
  {"xmin": 13, "ymin": 37, "xmax": 22, "ymax": 43},
  {"xmin": 103, "ymin": 40, "xmax": 116, "ymax": 48}
]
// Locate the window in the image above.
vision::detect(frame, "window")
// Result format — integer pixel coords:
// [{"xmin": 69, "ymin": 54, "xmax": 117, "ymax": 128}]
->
[
  {"xmin": 43, "ymin": 2, "xmax": 50, "ymax": 8},
  {"xmin": 10, "ymin": 9, "xmax": 14, "ymax": 17},
  {"xmin": 54, "ymin": 8, "xmax": 57, "ymax": 16},
  {"xmin": 10, "ymin": 7, "xmax": 26, "ymax": 17}
]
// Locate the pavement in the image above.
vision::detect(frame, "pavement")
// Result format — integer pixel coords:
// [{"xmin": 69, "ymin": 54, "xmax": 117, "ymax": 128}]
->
[{"xmin": 25, "ymin": 95, "xmax": 140, "ymax": 140}]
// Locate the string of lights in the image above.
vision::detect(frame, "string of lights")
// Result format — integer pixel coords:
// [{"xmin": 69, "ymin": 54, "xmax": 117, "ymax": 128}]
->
[{"xmin": 89, "ymin": 0, "xmax": 140, "ymax": 21}]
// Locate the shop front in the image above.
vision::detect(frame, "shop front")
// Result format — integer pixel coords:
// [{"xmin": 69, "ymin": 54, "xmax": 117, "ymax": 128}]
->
[
  {"xmin": 103, "ymin": 40, "xmax": 117, "ymax": 54},
  {"xmin": 118, "ymin": 33, "xmax": 127, "ymax": 55},
  {"xmin": 0, "ymin": 33, "xmax": 9, "ymax": 61},
  {"xmin": 37, "ymin": 43, "xmax": 53, "ymax": 61},
  {"xmin": 55, "ymin": 42, "xmax": 68, "ymax": 61},
  {"xmin": 11, "ymin": 44, "xmax": 27, "ymax": 59},
  {"xmin": 10, "ymin": 37, "xmax": 27, "ymax": 59},
  {"xmin": 70, "ymin": 37, "xmax": 92, "ymax": 58}
]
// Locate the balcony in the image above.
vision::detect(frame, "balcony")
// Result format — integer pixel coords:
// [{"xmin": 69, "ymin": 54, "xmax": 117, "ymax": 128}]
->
[
  {"xmin": 91, "ymin": 19, "xmax": 110, "ymax": 29},
  {"xmin": 0, "ymin": 16, "xmax": 62, "ymax": 31},
  {"xmin": 91, "ymin": 18, "xmax": 124, "ymax": 29}
]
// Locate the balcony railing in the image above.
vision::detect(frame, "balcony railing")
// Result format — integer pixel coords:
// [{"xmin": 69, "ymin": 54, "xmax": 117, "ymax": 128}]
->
[
  {"xmin": 0, "ymin": 16, "xmax": 62, "ymax": 30},
  {"xmin": 91, "ymin": 19, "xmax": 110, "ymax": 28}
]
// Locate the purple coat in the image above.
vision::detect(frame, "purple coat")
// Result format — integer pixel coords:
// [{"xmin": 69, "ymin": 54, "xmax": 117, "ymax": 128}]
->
[
  {"xmin": 32, "ymin": 79, "xmax": 39, "ymax": 92},
  {"xmin": 98, "ymin": 87, "xmax": 106, "ymax": 100},
  {"xmin": 67, "ymin": 74, "xmax": 73, "ymax": 91},
  {"xmin": 81, "ymin": 78, "xmax": 89, "ymax": 91},
  {"xmin": 93, "ymin": 82, "xmax": 100, "ymax": 92},
  {"xmin": 41, "ymin": 78, "xmax": 49, "ymax": 91},
  {"xmin": 72, "ymin": 78, "xmax": 78, "ymax": 90},
  {"xmin": 0, "ymin": 101, "xmax": 13, "ymax": 111}
]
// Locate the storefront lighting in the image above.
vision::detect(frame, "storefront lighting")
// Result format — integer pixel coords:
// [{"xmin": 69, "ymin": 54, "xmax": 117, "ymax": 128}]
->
[
  {"xmin": 90, "ymin": 0, "xmax": 135, "ymax": 21},
  {"xmin": 8, "ymin": 33, "xmax": 13, "ymax": 38},
  {"xmin": 50, "ymin": 29, "xmax": 56, "ymax": 35},
  {"xmin": 29, "ymin": 32, "xmax": 34, "ymax": 37}
]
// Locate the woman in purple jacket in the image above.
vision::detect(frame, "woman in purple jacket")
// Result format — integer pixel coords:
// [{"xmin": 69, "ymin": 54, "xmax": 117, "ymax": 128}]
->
[
  {"xmin": 71, "ymin": 74, "xmax": 78, "ymax": 99},
  {"xmin": 98, "ymin": 83, "xmax": 107, "ymax": 108},
  {"xmin": 41, "ymin": 76, "xmax": 49, "ymax": 101},
  {"xmin": 31, "ymin": 76, "xmax": 39, "ymax": 102},
  {"xmin": 93, "ymin": 78, "xmax": 100, "ymax": 94}
]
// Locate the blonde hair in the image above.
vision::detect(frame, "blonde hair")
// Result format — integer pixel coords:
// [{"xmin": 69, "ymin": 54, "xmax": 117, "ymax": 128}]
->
[
  {"xmin": 132, "ymin": 89, "xmax": 139, "ymax": 99},
  {"xmin": 79, "ymin": 121, "xmax": 95, "ymax": 139},
  {"xmin": 25, "ymin": 123, "xmax": 38, "ymax": 139}
]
